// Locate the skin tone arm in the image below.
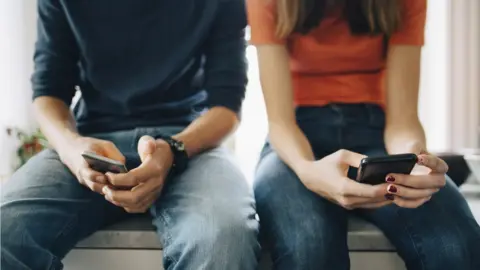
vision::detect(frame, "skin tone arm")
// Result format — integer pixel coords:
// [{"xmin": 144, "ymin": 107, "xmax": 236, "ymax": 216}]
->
[
  {"xmin": 33, "ymin": 97, "xmax": 80, "ymax": 153},
  {"xmin": 382, "ymin": 45, "xmax": 449, "ymax": 208},
  {"xmin": 256, "ymin": 45, "xmax": 316, "ymax": 174},
  {"xmin": 384, "ymin": 45, "xmax": 427, "ymax": 154},
  {"xmin": 172, "ymin": 107, "xmax": 238, "ymax": 157}
]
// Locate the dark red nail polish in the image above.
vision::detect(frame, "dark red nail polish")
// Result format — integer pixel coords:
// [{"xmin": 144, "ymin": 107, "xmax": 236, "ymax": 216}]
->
[
  {"xmin": 418, "ymin": 157, "xmax": 424, "ymax": 165},
  {"xmin": 388, "ymin": 185, "xmax": 398, "ymax": 193},
  {"xmin": 386, "ymin": 176, "xmax": 395, "ymax": 183},
  {"xmin": 385, "ymin": 194, "xmax": 395, "ymax": 201}
]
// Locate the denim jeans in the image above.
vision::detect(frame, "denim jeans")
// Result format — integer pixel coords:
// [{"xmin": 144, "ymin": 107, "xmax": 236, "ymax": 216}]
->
[
  {"xmin": 1, "ymin": 127, "xmax": 260, "ymax": 270},
  {"xmin": 255, "ymin": 104, "xmax": 480, "ymax": 270}
]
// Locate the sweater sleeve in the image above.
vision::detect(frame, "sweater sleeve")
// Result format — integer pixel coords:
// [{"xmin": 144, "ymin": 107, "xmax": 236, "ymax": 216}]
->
[
  {"xmin": 31, "ymin": 0, "xmax": 80, "ymax": 105},
  {"xmin": 202, "ymin": 0, "xmax": 248, "ymax": 113}
]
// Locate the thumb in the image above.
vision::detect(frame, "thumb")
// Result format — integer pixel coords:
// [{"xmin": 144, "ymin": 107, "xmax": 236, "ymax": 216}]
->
[
  {"xmin": 138, "ymin": 135, "xmax": 156, "ymax": 162},
  {"xmin": 336, "ymin": 150, "xmax": 366, "ymax": 168}
]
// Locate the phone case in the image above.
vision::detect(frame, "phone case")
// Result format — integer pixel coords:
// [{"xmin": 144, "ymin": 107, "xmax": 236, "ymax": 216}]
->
[
  {"xmin": 356, "ymin": 154, "xmax": 417, "ymax": 185},
  {"xmin": 82, "ymin": 152, "xmax": 127, "ymax": 174}
]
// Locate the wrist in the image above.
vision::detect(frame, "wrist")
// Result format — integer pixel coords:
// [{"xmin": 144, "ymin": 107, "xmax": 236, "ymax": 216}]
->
[
  {"xmin": 292, "ymin": 159, "xmax": 314, "ymax": 179},
  {"xmin": 154, "ymin": 136, "xmax": 189, "ymax": 175},
  {"xmin": 155, "ymin": 139, "xmax": 174, "ymax": 165}
]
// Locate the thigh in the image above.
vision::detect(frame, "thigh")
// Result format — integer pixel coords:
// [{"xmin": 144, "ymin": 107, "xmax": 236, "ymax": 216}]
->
[
  {"xmin": 1, "ymin": 149, "xmax": 127, "ymax": 268},
  {"xmin": 357, "ymin": 149, "xmax": 480, "ymax": 270},
  {"xmin": 254, "ymin": 146, "xmax": 349, "ymax": 270},
  {"xmin": 150, "ymin": 147, "xmax": 259, "ymax": 270}
]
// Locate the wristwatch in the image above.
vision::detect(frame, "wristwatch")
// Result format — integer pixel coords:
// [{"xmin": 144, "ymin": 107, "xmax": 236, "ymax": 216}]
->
[{"xmin": 154, "ymin": 135, "xmax": 189, "ymax": 175}]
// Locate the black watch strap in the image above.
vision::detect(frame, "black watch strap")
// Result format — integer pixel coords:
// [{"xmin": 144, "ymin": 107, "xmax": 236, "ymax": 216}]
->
[{"xmin": 154, "ymin": 135, "xmax": 189, "ymax": 175}]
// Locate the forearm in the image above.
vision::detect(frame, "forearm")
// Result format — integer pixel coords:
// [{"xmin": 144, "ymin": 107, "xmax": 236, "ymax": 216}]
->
[
  {"xmin": 385, "ymin": 120, "xmax": 427, "ymax": 154},
  {"xmin": 171, "ymin": 107, "xmax": 238, "ymax": 157},
  {"xmin": 33, "ymin": 96, "xmax": 80, "ymax": 154},
  {"xmin": 269, "ymin": 120, "xmax": 315, "ymax": 175}
]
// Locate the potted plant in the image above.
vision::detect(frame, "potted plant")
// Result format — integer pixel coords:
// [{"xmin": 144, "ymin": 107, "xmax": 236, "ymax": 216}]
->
[{"xmin": 6, "ymin": 127, "xmax": 49, "ymax": 170}]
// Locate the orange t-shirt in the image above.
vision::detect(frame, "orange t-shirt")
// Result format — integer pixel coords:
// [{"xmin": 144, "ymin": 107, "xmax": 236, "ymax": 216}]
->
[{"xmin": 247, "ymin": 0, "xmax": 427, "ymax": 107}]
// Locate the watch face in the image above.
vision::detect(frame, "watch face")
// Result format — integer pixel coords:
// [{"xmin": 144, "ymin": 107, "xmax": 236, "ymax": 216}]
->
[{"xmin": 176, "ymin": 141, "xmax": 185, "ymax": 151}]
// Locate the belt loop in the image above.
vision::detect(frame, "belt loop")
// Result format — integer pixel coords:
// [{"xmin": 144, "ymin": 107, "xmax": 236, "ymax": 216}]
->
[
  {"xmin": 330, "ymin": 103, "xmax": 344, "ymax": 126},
  {"xmin": 364, "ymin": 104, "xmax": 373, "ymax": 126}
]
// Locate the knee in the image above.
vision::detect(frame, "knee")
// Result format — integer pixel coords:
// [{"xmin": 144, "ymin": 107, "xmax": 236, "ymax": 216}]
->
[
  {"xmin": 405, "ymin": 227, "xmax": 480, "ymax": 270},
  {"xmin": 165, "ymin": 203, "xmax": 260, "ymax": 268},
  {"xmin": 276, "ymin": 226, "xmax": 349, "ymax": 269},
  {"xmin": 187, "ymin": 207, "xmax": 258, "ymax": 252}
]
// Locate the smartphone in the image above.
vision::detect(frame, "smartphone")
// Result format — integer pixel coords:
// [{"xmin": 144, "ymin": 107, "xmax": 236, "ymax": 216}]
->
[
  {"xmin": 81, "ymin": 151, "xmax": 127, "ymax": 174},
  {"xmin": 356, "ymin": 153, "xmax": 418, "ymax": 185}
]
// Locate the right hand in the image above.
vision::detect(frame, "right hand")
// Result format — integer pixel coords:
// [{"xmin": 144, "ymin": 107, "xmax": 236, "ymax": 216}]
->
[
  {"xmin": 298, "ymin": 149, "xmax": 391, "ymax": 210},
  {"xmin": 58, "ymin": 136, "xmax": 125, "ymax": 194}
]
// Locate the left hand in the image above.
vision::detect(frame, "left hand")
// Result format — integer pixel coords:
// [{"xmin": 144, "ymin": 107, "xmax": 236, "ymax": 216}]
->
[
  {"xmin": 103, "ymin": 136, "xmax": 173, "ymax": 213},
  {"xmin": 386, "ymin": 140, "xmax": 449, "ymax": 208}
]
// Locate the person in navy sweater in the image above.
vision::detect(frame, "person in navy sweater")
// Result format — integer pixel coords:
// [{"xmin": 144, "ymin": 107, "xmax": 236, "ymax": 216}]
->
[{"xmin": 0, "ymin": 1, "xmax": 259, "ymax": 269}]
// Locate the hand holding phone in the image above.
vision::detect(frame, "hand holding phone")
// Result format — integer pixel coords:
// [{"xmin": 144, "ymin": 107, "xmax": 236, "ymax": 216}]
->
[{"xmin": 356, "ymin": 153, "xmax": 418, "ymax": 185}]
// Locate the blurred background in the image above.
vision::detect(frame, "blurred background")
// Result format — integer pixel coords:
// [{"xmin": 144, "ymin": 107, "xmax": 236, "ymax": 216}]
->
[{"xmin": 1, "ymin": 0, "xmax": 479, "ymax": 181}]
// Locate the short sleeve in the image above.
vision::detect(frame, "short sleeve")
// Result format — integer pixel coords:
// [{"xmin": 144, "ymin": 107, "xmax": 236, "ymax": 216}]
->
[
  {"xmin": 389, "ymin": 0, "xmax": 427, "ymax": 45},
  {"xmin": 247, "ymin": 0, "xmax": 285, "ymax": 45}
]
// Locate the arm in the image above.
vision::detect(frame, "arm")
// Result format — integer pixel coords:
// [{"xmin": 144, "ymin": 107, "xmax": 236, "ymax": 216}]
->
[
  {"xmin": 32, "ymin": 0, "xmax": 80, "ymax": 154},
  {"xmin": 170, "ymin": 0, "xmax": 248, "ymax": 157},
  {"xmin": 256, "ymin": 45, "xmax": 315, "ymax": 174},
  {"xmin": 384, "ymin": 45, "xmax": 426, "ymax": 154},
  {"xmin": 384, "ymin": 0, "xmax": 428, "ymax": 154}
]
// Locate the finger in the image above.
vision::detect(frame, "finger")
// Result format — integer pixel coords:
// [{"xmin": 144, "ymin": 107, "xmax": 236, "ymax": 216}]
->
[
  {"xmin": 103, "ymin": 179, "xmax": 160, "ymax": 206},
  {"xmin": 340, "ymin": 178, "xmax": 388, "ymax": 198},
  {"xmin": 106, "ymin": 161, "xmax": 157, "ymax": 187},
  {"xmin": 83, "ymin": 179, "xmax": 106, "ymax": 194},
  {"xmin": 138, "ymin": 136, "xmax": 157, "ymax": 162},
  {"xmin": 338, "ymin": 193, "xmax": 388, "ymax": 209},
  {"xmin": 105, "ymin": 185, "xmax": 158, "ymax": 209},
  {"xmin": 124, "ymin": 193, "xmax": 158, "ymax": 213},
  {"xmin": 387, "ymin": 173, "xmax": 446, "ymax": 189},
  {"xmin": 392, "ymin": 196, "xmax": 432, "ymax": 209},
  {"xmin": 336, "ymin": 150, "xmax": 366, "ymax": 168},
  {"xmin": 356, "ymin": 200, "xmax": 393, "ymax": 209},
  {"xmin": 100, "ymin": 141, "xmax": 126, "ymax": 163},
  {"xmin": 103, "ymin": 186, "xmax": 138, "ymax": 206},
  {"xmin": 386, "ymin": 184, "xmax": 438, "ymax": 199},
  {"xmin": 79, "ymin": 167, "xmax": 107, "ymax": 184},
  {"xmin": 417, "ymin": 154, "xmax": 449, "ymax": 173}
]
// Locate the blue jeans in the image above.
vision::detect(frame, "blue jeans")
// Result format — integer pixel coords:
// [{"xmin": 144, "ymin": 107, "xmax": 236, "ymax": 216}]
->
[
  {"xmin": 255, "ymin": 104, "xmax": 480, "ymax": 270},
  {"xmin": 1, "ymin": 127, "xmax": 260, "ymax": 270}
]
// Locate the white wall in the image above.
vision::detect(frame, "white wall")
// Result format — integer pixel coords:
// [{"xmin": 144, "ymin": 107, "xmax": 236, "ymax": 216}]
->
[{"xmin": 0, "ymin": 0, "xmax": 37, "ymax": 175}]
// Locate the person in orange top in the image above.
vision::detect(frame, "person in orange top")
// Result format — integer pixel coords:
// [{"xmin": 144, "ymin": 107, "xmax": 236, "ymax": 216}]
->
[{"xmin": 248, "ymin": 0, "xmax": 480, "ymax": 269}]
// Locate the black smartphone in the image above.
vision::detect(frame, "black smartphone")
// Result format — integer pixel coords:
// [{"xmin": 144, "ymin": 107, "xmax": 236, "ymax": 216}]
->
[
  {"xmin": 82, "ymin": 151, "xmax": 127, "ymax": 174},
  {"xmin": 356, "ymin": 153, "xmax": 418, "ymax": 185}
]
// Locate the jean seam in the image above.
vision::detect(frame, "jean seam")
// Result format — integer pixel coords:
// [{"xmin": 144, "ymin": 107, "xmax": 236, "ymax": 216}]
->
[{"xmin": 155, "ymin": 208, "xmax": 179, "ymax": 266}]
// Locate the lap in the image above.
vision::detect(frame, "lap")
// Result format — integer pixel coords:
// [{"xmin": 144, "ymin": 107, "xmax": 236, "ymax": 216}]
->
[
  {"xmin": 150, "ymin": 147, "xmax": 257, "ymax": 244},
  {"xmin": 254, "ymin": 147, "xmax": 349, "ymax": 269},
  {"xmin": 1, "ymin": 149, "xmax": 126, "ymax": 260}
]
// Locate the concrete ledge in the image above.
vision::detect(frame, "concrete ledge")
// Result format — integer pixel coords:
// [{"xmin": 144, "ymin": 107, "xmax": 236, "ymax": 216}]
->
[{"xmin": 76, "ymin": 187, "xmax": 480, "ymax": 252}]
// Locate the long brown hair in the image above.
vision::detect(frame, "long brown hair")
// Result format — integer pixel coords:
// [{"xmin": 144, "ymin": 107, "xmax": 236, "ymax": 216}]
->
[{"xmin": 276, "ymin": 0, "xmax": 402, "ymax": 38}]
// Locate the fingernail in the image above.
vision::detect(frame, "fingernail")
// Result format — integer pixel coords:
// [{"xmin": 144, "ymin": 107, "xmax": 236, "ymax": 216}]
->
[
  {"xmin": 102, "ymin": 186, "xmax": 109, "ymax": 195},
  {"xmin": 386, "ymin": 176, "xmax": 395, "ymax": 183},
  {"xmin": 385, "ymin": 194, "xmax": 395, "ymax": 201},
  {"xmin": 417, "ymin": 157, "xmax": 424, "ymax": 165},
  {"xmin": 387, "ymin": 185, "xmax": 398, "ymax": 193}
]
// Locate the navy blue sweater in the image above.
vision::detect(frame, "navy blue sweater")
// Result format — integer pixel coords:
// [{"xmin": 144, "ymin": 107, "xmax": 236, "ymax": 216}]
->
[{"xmin": 32, "ymin": 0, "xmax": 247, "ymax": 134}]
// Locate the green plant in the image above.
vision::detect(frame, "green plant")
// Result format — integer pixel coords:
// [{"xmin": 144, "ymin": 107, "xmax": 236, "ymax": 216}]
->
[{"xmin": 6, "ymin": 127, "xmax": 49, "ymax": 170}]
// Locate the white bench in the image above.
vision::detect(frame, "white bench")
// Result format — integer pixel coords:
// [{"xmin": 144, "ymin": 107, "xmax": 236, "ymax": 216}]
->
[{"xmin": 64, "ymin": 186, "xmax": 480, "ymax": 270}]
